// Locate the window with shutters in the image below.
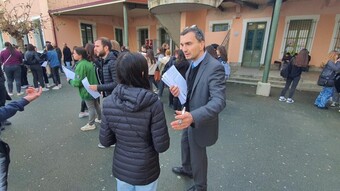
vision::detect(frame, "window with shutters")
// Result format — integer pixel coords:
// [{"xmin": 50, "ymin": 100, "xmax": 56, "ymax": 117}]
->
[
  {"xmin": 283, "ymin": 19, "xmax": 315, "ymax": 54},
  {"xmin": 332, "ymin": 19, "xmax": 340, "ymax": 52},
  {"xmin": 81, "ymin": 23, "xmax": 93, "ymax": 46}
]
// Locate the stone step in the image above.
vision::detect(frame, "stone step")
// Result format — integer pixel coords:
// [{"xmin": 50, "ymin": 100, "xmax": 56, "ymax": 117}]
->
[{"xmin": 228, "ymin": 75, "xmax": 322, "ymax": 92}]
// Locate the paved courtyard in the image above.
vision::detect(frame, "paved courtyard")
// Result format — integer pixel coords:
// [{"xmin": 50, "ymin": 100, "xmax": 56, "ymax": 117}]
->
[{"xmin": 2, "ymin": 76, "xmax": 340, "ymax": 191}]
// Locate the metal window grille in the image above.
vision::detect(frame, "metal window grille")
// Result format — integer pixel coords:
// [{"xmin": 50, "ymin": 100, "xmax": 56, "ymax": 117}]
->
[
  {"xmin": 283, "ymin": 19, "xmax": 314, "ymax": 54},
  {"xmin": 160, "ymin": 28, "xmax": 170, "ymax": 45},
  {"xmin": 333, "ymin": 20, "xmax": 340, "ymax": 52},
  {"xmin": 212, "ymin": 23, "xmax": 229, "ymax": 32},
  {"xmin": 139, "ymin": 28, "xmax": 148, "ymax": 47},
  {"xmin": 80, "ymin": 23, "xmax": 93, "ymax": 46},
  {"xmin": 115, "ymin": 28, "xmax": 123, "ymax": 47},
  {"xmin": 33, "ymin": 19, "xmax": 44, "ymax": 50}
]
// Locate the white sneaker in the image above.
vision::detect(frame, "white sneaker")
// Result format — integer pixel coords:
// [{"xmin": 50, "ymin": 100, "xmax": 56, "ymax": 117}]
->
[
  {"xmin": 98, "ymin": 143, "xmax": 115, "ymax": 149},
  {"xmin": 95, "ymin": 118, "xmax": 101, "ymax": 123},
  {"xmin": 46, "ymin": 84, "xmax": 52, "ymax": 88},
  {"xmin": 278, "ymin": 96, "xmax": 286, "ymax": 102},
  {"xmin": 78, "ymin": 112, "xmax": 89, "ymax": 118},
  {"xmin": 8, "ymin": 92, "xmax": 13, "ymax": 96},
  {"xmin": 58, "ymin": 84, "xmax": 62, "ymax": 88},
  {"xmin": 286, "ymin": 98, "xmax": 294, "ymax": 103},
  {"xmin": 80, "ymin": 123, "xmax": 96, "ymax": 131},
  {"xmin": 52, "ymin": 86, "xmax": 60, "ymax": 90},
  {"xmin": 17, "ymin": 92, "xmax": 23, "ymax": 96},
  {"xmin": 330, "ymin": 102, "xmax": 337, "ymax": 107},
  {"xmin": 42, "ymin": 87, "xmax": 49, "ymax": 92}
]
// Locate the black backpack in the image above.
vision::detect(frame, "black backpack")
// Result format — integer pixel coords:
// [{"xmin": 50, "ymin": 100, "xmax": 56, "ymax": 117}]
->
[{"xmin": 280, "ymin": 59, "xmax": 293, "ymax": 78}]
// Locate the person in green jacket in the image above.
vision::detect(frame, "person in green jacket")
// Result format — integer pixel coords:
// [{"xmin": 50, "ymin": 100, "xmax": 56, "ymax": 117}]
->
[{"xmin": 68, "ymin": 47, "xmax": 101, "ymax": 131}]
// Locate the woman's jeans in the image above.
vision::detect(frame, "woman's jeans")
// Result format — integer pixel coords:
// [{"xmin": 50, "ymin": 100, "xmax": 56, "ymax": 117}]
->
[
  {"xmin": 116, "ymin": 178, "xmax": 158, "ymax": 191},
  {"xmin": 158, "ymin": 81, "xmax": 165, "ymax": 97},
  {"xmin": 51, "ymin": 66, "xmax": 61, "ymax": 86},
  {"xmin": 3, "ymin": 65, "xmax": 21, "ymax": 93},
  {"xmin": 280, "ymin": 76, "xmax": 301, "ymax": 98},
  {"xmin": 148, "ymin": 75, "xmax": 158, "ymax": 91},
  {"xmin": 42, "ymin": 67, "xmax": 49, "ymax": 84},
  {"xmin": 314, "ymin": 87, "xmax": 333, "ymax": 107},
  {"xmin": 30, "ymin": 65, "xmax": 45, "ymax": 88},
  {"xmin": 65, "ymin": 61, "xmax": 72, "ymax": 70},
  {"xmin": 20, "ymin": 65, "xmax": 29, "ymax": 86}
]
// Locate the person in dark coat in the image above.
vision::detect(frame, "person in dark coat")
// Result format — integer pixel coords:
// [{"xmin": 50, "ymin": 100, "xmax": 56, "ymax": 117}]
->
[
  {"xmin": 0, "ymin": 87, "xmax": 42, "ymax": 190},
  {"xmin": 89, "ymin": 37, "xmax": 117, "ymax": 97},
  {"xmin": 62, "ymin": 43, "xmax": 73, "ymax": 70},
  {"xmin": 0, "ymin": 67, "xmax": 11, "ymax": 127},
  {"xmin": 278, "ymin": 49, "xmax": 309, "ymax": 103},
  {"xmin": 314, "ymin": 51, "xmax": 340, "ymax": 108},
  {"xmin": 99, "ymin": 52, "xmax": 169, "ymax": 191},
  {"xmin": 169, "ymin": 26, "xmax": 226, "ymax": 191},
  {"xmin": 24, "ymin": 44, "xmax": 49, "ymax": 91},
  {"xmin": 173, "ymin": 49, "xmax": 189, "ymax": 110}
]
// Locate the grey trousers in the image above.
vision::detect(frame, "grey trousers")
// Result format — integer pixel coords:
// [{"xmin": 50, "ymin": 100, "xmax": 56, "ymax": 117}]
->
[
  {"xmin": 84, "ymin": 99, "xmax": 101, "ymax": 125},
  {"xmin": 181, "ymin": 127, "xmax": 208, "ymax": 191}
]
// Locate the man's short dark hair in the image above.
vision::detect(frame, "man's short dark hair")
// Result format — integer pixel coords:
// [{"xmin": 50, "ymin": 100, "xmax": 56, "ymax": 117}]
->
[
  {"xmin": 180, "ymin": 25, "xmax": 205, "ymax": 42},
  {"xmin": 97, "ymin": 37, "xmax": 112, "ymax": 50}
]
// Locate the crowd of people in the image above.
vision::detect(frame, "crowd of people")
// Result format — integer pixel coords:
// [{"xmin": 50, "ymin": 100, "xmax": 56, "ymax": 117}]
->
[
  {"xmin": 278, "ymin": 49, "xmax": 340, "ymax": 112},
  {"xmin": 0, "ymin": 26, "xmax": 228, "ymax": 191},
  {"xmin": 2, "ymin": 23, "xmax": 339, "ymax": 191}
]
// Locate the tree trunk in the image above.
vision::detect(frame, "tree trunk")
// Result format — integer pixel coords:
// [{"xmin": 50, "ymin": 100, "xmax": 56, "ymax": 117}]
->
[{"xmin": 15, "ymin": 38, "xmax": 25, "ymax": 53}]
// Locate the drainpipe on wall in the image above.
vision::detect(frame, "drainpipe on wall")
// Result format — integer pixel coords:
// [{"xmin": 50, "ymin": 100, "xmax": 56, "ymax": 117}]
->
[
  {"xmin": 123, "ymin": 3, "xmax": 129, "ymax": 47},
  {"xmin": 256, "ymin": 0, "xmax": 282, "ymax": 97},
  {"xmin": 48, "ymin": 12, "xmax": 58, "ymax": 47},
  {"xmin": 262, "ymin": 0, "xmax": 282, "ymax": 83}
]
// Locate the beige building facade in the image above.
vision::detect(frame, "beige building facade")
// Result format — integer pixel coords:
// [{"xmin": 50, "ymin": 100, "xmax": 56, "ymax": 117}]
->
[{"xmin": 1, "ymin": 0, "xmax": 340, "ymax": 69}]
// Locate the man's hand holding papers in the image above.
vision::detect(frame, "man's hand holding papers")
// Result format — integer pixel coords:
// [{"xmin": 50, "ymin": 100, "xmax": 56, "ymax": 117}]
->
[{"xmin": 162, "ymin": 66, "xmax": 187, "ymax": 104}]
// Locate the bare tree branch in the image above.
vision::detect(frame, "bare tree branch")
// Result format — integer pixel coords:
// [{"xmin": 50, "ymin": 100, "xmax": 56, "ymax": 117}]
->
[{"xmin": 0, "ymin": 0, "xmax": 42, "ymax": 49}]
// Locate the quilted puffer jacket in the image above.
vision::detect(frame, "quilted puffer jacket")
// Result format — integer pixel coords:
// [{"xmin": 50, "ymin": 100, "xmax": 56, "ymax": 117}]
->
[
  {"xmin": 99, "ymin": 84, "xmax": 170, "ymax": 185},
  {"xmin": 97, "ymin": 51, "xmax": 117, "ymax": 97}
]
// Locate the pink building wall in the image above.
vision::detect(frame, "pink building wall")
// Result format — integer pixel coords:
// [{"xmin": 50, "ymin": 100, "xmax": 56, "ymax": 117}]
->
[{"xmin": 1, "ymin": 0, "xmax": 339, "ymax": 68}]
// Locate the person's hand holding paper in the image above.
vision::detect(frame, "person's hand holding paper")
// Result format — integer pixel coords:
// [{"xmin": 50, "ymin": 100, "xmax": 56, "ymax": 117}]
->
[
  {"xmin": 62, "ymin": 65, "xmax": 75, "ymax": 80},
  {"xmin": 162, "ymin": 66, "xmax": 187, "ymax": 104}
]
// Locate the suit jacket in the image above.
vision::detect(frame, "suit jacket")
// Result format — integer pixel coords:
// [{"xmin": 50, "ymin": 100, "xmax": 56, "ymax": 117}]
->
[{"xmin": 186, "ymin": 53, "xmax": 226, "ymax": 147}]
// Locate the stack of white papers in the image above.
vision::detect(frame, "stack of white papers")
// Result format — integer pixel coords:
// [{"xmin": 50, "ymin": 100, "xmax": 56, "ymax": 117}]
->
[
  {"xmin": 82, "ymin": 77, "xmax": 101, "ymax": 99},
  {"xmin": 62, "ymin": 66, "xmax": 75, "ymax": 80},
  {"xmin": 162, "ymin": 65, "xmax": 187, "ymax": 104}
]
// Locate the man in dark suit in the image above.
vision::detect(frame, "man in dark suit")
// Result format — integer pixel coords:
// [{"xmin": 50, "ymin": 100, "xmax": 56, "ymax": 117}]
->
[{"xmin": 169, "ymin": 26, "xmax": 226, "ymax": 191}]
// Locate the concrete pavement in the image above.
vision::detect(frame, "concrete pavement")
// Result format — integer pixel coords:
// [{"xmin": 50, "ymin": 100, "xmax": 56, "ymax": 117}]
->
[{"xmin": 2, "ymin": 75, "xmax": 340, "ymax": 191}]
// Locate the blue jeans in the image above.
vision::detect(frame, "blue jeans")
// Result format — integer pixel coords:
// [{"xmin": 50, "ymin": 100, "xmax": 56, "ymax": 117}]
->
[
  {"xmin": 3, "ymin": 65, "xmax": 21, "ymax": 93},
  {"xmin": 65, "ymin": 61, "xmax": 71, "ymax": 70},
  {"xmin": 314, "ymin": 87, "xmax": 333, "ymax": 107},
  {"xmin": 116, "ymin": 178, "xmax": 158, "ymax": 191}
]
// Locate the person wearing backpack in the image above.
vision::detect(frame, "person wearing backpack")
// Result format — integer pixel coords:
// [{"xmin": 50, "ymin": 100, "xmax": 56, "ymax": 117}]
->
[
  {"xmin": 314, "ymin": 51, "xmax": 340, "ymax": 109},
  {"xmin": 278, "ymin": 49, "xmax": 309, "ymax": 103},
  {"xmin": 24, "ymin": 44, "xmax": 49, "ymax": 92},
  {"xmin": 216, "ymin": 45, "xmax": 230, "ymax": 80}
]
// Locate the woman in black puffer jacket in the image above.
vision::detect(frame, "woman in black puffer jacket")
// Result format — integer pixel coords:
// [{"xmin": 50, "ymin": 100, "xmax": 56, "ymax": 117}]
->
[{"xmin": 99, "ymin": 52, "xmax": 170, "ymax": 191}]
